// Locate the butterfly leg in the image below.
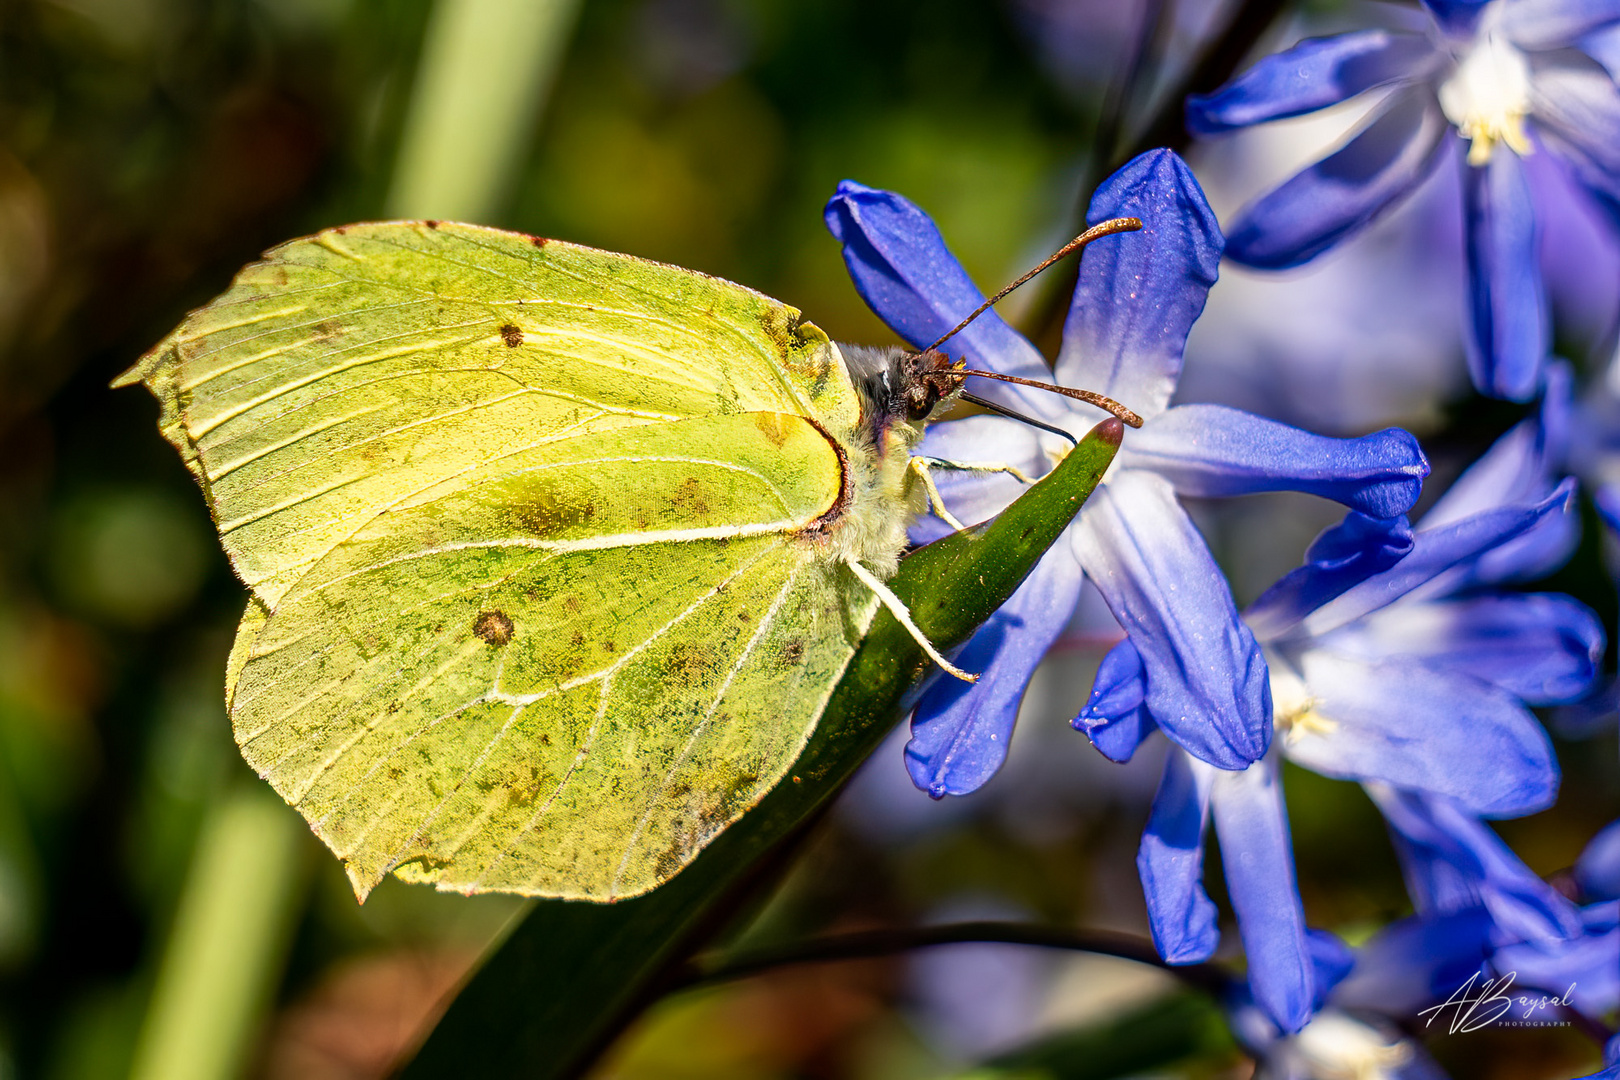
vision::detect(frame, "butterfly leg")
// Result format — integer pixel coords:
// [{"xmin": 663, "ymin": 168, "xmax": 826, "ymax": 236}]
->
[
  {"xmin": 907, "ymin": 457, "xmax": 967, "ymax": 532},
  {"xmin": 916, "ymin": 456, "xmax": 1035, "ymax": 484},
  {"xmin": 843, "ymin": 558, "xmax": 977, "ymax": 683},
  {"xmin": 908, "ymin": 456, "xmax": 1035, "ymax": 533}
]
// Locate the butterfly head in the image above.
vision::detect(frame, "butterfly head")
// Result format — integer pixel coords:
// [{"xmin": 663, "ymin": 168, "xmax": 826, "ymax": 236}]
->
[{"xmin": 843, "ymin": 345, "xmax": 965, "ymax": 447}]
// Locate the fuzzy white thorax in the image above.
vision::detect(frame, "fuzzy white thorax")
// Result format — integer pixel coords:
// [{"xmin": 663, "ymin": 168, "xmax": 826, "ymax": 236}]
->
[
  {"xmin": 1439, "ymin": 32, "xmax": 1533, "ymax": 165},
  {"xmin": 826, "ymin": 343, "xmax": 940, "ymax": 576}
]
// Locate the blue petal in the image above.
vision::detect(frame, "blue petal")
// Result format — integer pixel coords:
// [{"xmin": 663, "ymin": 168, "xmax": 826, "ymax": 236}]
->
[
  {"xmin": 1550, "ymin": 677, "xmax": 1620, "ymax": 739},
  {"xmin": 1420, "ymin": 363, "xmax": 1578, "ymax": 582},
  {"xmin": 1074, "ymin": 470, "xmax": 1272, "ymax": 769},
  {"xmin": 1420, "ymin": 0, "xmax": 1493, "ymax": 36},
  {"xmin": 1597, "ymin": 482, "xmax": 1620, "ymax": 535},
  {"xmin": 1245, "ymin": 513, "xmax": 1415, "ymax": 641},
  {"xmin": 1502, "ymin": 0, "xmax": 1620, "ymax": 49},
  {"xmin": 1055, "ymin": 149, "xmax": 1223, "ymax": 421},
  {"xmin": 1432, "ymin": 359, "xmax": 1568, "ymax": 508},
  {"xmin": 1367, "ymin": 784, "xmax": 1584, "ymax": 940},
  {"xmin": 1531, "ymin": 51, "xmax": 1620, "ymax": 225},
  {"xmin": 1137, "ymin": 750, "xmax": 1220, "ymax": 963},
  {"xmin": 1187, "ymin": 31, "xmax": 1437, "ymax": 134},
  {"xmin": 1577, "ymin": 819, "xmax": 1620, "ymax": 901},
  {"xmin": 1461, "ymin": 148, "xmax": 1548, "ymax": 402},
  {"xmin": 1322, "ymin": 594, "xmax": 1604, "ymax": 705},
  {"xmin": 906, "ymin": 551, "xmax": 1085, "ymax": 797},
  {"xmin": 1073, "ymin": 637, "xmax": 1159, "ymax": 762},
  {"xmin": 1212, "ymin": 757, "xmax": 1314, "ymax": 1033},
  {"xmin": 1425, "ymin": 361, "xmax": 1572, "ymax": 523},
  {"xmin": 1306, "ymin": 929, "xmax": 1356, "ymax": 1010},
  {"xmin": 1540, "ymin": 359, "xmax": 1576, "ymax": 467},
  {"xmin": 1421, "ymin": 479, "xmax": 1582, "ymax": 597},
  {"xmin": 1225, "ymin": 85, "xmax": 1449, "ymax": 269},
  {"xmin": 1125, "ymin": 405, "xmax": 1428, "ymax": 515},
  {"xmin": 1594, "ymin": 1034, "xmax": 1620, "ymax": 1080},
  {"xmin": 1333, "ymin": 909, "xmax": 1494, "ymax": 1017},
  {"xmin": 1302, "ymin": 480, "xmax": 1576, "ymax": 636},
  {"xmin": 1286, "ymin": 651, "xmax": 1559, "ymax": 816},
  {"xmin": 824, "ymin": 181, "xmax": 1059, "ymax": 418},
  {"xmin": 1490, "ymin": 901, "xmax": 1620, "ymax": 1015}
]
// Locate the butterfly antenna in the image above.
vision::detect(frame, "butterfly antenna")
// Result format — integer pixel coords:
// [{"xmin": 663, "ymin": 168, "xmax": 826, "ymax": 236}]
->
[
  {"xmin": 913, "ymin": 216, "xmax": 1142, "ymax": 357},
  {"xmin": 904, "ymin": 216, "xmax": 1146, "ymax": 432},
  {"xmin": 959, "ymin": 370, "xmax": 1143, "ymax": 428}
]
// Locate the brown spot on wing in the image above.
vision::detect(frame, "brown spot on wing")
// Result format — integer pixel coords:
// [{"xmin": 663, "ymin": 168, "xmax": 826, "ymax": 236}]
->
[
  {"xmin": 671, "ymin": 476, "xmax": 710, "ymax": 516},
  {"xmin": 667, "ymin": 641, "xmax": 714, "ymax": 680},
  {"xmin": 758, "ymin": 306, "xmax": 810, "ymax": 359},
  {"xmin": 514, "ymin": 480, "xmax": 597, "ymax": 535},
  {"xmin": 752, "ymin": 412, "xmax": 792, "ymax": 448},
  {"xmin": 759, "ymin": 307, "xmax": 832, "ymax": 387},
  {"xmin": 473, "ymin": 610, "xmax": 514, "ymax": 647},
  {"xmin": 499, "ymin": 323, "xmax": 524, "ymax": 348}
]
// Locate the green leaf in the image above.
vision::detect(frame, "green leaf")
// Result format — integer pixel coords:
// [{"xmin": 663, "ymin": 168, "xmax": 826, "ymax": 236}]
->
[{"xmin": 398, "ymin": 419, "xmax": 1123, "ymax": 1079}]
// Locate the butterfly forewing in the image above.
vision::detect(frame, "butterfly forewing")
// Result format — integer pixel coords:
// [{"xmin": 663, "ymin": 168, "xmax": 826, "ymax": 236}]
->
[{"xmin": 118, "ymin": 222, "xmax": 862, "ymax": 607}]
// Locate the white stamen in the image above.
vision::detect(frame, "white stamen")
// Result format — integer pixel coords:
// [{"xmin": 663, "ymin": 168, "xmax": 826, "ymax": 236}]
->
[
  {"xmin": 1269, "ymin": 665, "xmax": 1338, "ymax": 744},
  {"xmin": 1438, "ymin": 34, "xmax": 1534, "ymax": 165},
  {"xmin": 1283, "ymin": 1012, "xmax": 1413, "ymax": 1080}
]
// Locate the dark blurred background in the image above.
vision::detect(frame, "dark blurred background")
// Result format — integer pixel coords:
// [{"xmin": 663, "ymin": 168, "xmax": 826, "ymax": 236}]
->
[{"xmin": 0, "ymin": 0, "xmax": 1614, "ymax": 1077}]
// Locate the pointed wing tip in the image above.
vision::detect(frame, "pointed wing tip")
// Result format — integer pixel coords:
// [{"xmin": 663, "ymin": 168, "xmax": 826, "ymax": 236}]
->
[
  {"xmin": 113, "ymin": 336, "xmax": 178, "ymax": 392},
  {"xmin": 345, "ymin": 862, "xmax": 381, "ymax": 905}
]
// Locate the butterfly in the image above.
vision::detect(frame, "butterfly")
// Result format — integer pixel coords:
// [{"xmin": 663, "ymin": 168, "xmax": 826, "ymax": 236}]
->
[{"xmin": 118, "ymin": 219, "xmax": 1139, "ymax": 902}]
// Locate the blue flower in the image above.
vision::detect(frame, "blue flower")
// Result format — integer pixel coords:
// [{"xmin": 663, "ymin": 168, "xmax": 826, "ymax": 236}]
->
[
  {"xmin": 1373, "ymin": 789, "xmax": 1620, "ymax": 1028},
  {"xmin": 1229, "ymin": 808, "xmax": 1620, "ymax": 1076},
  {"xmin": 1578, "ymin": 818, "xmax": 1620, "ymax": 901},
  {"xmin": 824, "ymin": 150, "xmax": 1429, "ymax": 796},
  {"xmin": 1082, "ymin": 372, "xmax": 1601, "ymax": 1032},
  {"xmin": 1228, "ymin": 927, "xmax": 1451, "ymax": 1078},
  {"xmin": 1187, "ymin": 0, "xmax": 1620, "ymax": 400}
]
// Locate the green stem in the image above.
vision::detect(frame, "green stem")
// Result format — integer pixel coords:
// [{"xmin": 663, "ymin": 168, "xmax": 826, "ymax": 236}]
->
[
  {"xmin": 127, "ymin": 786, "xmax": 307, "ymax": 1080},
  {"xmin": 387, "ymin": 0, "xmax": 583, "ymax": 223},
  {"xmin": 673, "ymin": 921, "xmax": 1233, "ymax": 995}
]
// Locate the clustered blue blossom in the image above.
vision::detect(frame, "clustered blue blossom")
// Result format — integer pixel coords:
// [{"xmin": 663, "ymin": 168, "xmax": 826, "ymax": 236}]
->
[
  {"xmin": 1186, "ymin": 0, "xmax": 1620, "ymax": 402},
  {"xmin": 824, "ymin": 3, "xmax": 1620, "ymax": 1063}
]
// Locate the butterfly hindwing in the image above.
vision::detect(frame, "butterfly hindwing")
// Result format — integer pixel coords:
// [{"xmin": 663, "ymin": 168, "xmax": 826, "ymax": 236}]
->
[{"xmin": 227, "ymin": 410, "xmax": 874, "ymax": 900}]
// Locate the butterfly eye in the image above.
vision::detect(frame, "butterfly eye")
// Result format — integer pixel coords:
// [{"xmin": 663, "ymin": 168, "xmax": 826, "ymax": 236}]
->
[{"xmin": 905, "ymin": 383, "xmax": 936, "ymax": 421}]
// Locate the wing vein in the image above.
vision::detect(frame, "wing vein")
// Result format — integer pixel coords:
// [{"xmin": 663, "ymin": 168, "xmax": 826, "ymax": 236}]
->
[
  {"xmin": 607, "ymin": 561, "xmax": 805, "ymax": 893},
  {"xmin": 463, "ymin": 544, "xmax": 786, "ymax": 890}
]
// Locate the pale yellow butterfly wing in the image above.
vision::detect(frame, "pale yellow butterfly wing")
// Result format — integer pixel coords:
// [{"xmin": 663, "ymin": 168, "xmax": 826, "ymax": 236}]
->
[
  {"xmin": 116, "ymin": 221, "xmax": 863, "ymax": 608},
  {"xmin": 118, "ymin": 223, "xmax": 889, "ymax": 900}
]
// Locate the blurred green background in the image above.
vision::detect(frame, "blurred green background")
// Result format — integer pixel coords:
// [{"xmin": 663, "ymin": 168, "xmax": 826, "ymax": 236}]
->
[{"xmin": 0, "ymin": 0, "xmax": 1614, "ymax": 1077}]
